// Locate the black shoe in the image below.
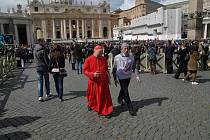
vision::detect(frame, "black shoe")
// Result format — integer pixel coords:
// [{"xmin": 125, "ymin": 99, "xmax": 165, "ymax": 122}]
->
[
  {"xmin": 129, "ymin": 110, "xmax": 137, "ymax": 116},
  {"xmin": 60, "ymin": 98, "xmax": 64, "ymax": 102},
  {"xmin": 105, "ymin": 114, "xmax": 112, "ymax": 119},
  {"xmin": 87, "ymin": 106, "xmax": 92, "ymax": 111},
  {"xmin": 117, "ymin": 99, "xmax": 125, "ymax": 106},
  {"xmin": 174, "ymin": 76, "xmax": 179, "ymax": 79}
]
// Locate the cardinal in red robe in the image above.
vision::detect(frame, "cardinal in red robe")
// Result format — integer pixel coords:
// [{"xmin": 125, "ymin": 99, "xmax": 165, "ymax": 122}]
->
[{"xmin": 83, "ymin": 45, "xmax": 113, "ymax": 117}]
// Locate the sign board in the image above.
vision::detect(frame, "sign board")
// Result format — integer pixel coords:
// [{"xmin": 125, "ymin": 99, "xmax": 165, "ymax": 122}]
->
[
  {"xmin": 0, "ymin": 34, "xmax": 5, "ymax": 43},
  {"xmin": 4, "ymin": 34, "xmax": 14, "ymax": 44}
]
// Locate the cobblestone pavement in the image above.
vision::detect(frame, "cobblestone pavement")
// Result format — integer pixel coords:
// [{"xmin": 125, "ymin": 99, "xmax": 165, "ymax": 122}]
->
[{"xmin": 0, "ymin": 62, "xmax": 210, "ymax": 140}]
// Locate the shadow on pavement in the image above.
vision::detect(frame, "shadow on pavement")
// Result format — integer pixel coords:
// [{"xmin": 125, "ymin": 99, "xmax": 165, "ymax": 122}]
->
[
  {"xmin": 0, "ymin": 131, "xmax": 31, "ymax": 140},
  {"xmin": 112, "ymin": 97, "xmax": 169, "ymax": 117},
  {"xmin": 0, "ymin": 116, "xmax": 41, "ymax": 129},
  {"xmin": 197, "ymin": 78, "xmax": 210, "ymax": 83},
  {"xmin": 0, "ymin": 72, "xmax": 28, "ymax": 112},
  {"xmin": 0, "ymin": 64, "xmax": 38, "ymax": 139},
  {"xmin": 63, "ymin": 91, "xmax": 86, "ymax": 101}
]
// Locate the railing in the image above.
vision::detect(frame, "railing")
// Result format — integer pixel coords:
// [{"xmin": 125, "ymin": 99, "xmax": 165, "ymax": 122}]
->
[
  {"xmin": 108, "ymin": 53, "xmax": 210, "ymax": 73},
  {"xmin": 0, "ymin": 52, "xmax": 16, "ymax": 83}
]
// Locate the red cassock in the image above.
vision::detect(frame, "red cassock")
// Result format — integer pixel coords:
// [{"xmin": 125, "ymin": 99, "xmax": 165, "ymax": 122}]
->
[{"xmin": 83, "ymin": 55, "xmax": 113, "ymax": 116}]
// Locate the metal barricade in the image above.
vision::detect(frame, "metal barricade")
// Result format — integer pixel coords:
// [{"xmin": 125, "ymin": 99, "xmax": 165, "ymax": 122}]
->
[
  {"xmin": 140, "ymin": 53, "xmax": 166, "ymax": 73},
  {"xmin": 0, "ymin": 53, "xmax": 16, "ymax": 83},
  {"xmin": 107, "ymin": 52, "xmax": 210, "ymax": 74}
]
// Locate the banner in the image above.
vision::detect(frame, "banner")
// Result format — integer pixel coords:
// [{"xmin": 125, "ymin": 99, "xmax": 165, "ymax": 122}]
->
[
  {"xmin": 4, "ymin": 35, "xmax": 14, "ymax": 44},
  {"xmin": 0, "ymin": 34, "xmax": 4, "ymax": 43}
]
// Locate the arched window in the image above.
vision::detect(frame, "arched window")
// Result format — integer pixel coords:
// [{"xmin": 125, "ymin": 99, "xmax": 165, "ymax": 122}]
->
[
  {"xmin": 87, "ymin": 31, "xmax": 91, "ymax": 38},
  {"xmin": 103, "ymin": 27, "xmax": 108, "ymax": 38}
]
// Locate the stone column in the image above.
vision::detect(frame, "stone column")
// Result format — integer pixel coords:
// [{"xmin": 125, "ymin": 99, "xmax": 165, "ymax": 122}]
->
[
  {"xmin": 69, "ymin": 19, "xmax": 72, "ymax": 39},
  {"xmin": 0, "ymin": 24, "xmax": 4, "ymax": 34},
  {"xmin": 52, "ymin": 19, "xmax": 56, "ymax": 39},
  {"xmin": 77, "ymin": 19, "xmax": 80, "ymax": 38},
  {"xmin": 204, "ymin": 23, "xmax": 208, "ymax": 39},
  {"xmin": 41, "ymin": 20, "xmax": 47, "ymax": 40},
  {"xmin": 108, "ymin": 20, "xmax": 112, "ymax": 39},
  {"xmin": 85, "ymin": 20, "xmax": 87, "ymax": 38},
  {"xmin": 82, "ymin": 19, "xmax": 85, "ymax": 38},
  {"xmin": 63, "ymin": 19, "xmax": 67, "ymax": 40},
  {"xmin": 91, "ymin": 19, "xmax": 94, "ymax": 38},
  {"xmin": 26, "ymin": 24, "xmax": 31, "ymax": 46},
  {"xmin": 187, "ymin": 0, "xmax": 203, "ymax": 40},
  {"xmin": 98, "ymin": 19, "xmax": 103, "ymax": 38},
  {"xmin": 60, "ymin": 20, "xmax": 64, "ymax": 39},
  {"xmin": 14, "ymin": 24, "xmax": 19, "ymax": 44},
  {"xmin": 30, "ymin": 23, "xmax": 34, "ymax": 45}
]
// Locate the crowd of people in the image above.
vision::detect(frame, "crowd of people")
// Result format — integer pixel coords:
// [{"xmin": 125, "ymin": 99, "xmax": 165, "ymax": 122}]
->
[
  {"xmin": 33, "ymin": 38, "xmax": 209, "ymax": 118},
  {"xmin": 15, "ymin": 45, "xmax": 34, "ymax": 68}
]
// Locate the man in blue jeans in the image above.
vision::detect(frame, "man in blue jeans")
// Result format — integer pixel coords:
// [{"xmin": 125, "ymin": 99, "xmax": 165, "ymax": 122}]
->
[{"xmin": 34, "ymin": 39, "xmax": 52, "ymax": 102}]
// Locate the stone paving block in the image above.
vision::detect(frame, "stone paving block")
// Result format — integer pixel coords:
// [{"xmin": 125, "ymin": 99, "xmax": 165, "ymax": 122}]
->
[{"xmin": 0, "ymin": 63, "xmax": 209, "ymax": 139}]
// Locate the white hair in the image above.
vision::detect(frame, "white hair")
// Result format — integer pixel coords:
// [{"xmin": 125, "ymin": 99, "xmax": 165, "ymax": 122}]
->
[{"xmin": 121, "ymin": 43, "xmax": 129, "ymax": 49}]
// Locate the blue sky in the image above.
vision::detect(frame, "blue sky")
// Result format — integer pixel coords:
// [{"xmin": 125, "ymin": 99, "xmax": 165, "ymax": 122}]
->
[{"xmin": 0, "ymin": 0, "xmax": 162, "ymax": 12}]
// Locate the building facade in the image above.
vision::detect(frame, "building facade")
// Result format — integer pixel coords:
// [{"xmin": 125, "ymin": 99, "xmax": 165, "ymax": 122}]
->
[
  {"xmin": 164, "ymin": 0, "xmax": 210, "ymax": 39},
  {"xmin": 0, "ymin": 5, "xmax": 33, "ymax": 46},
  {"xmin": 28, "ymin": 0, "xmax": 118, "ymax": 41},
  {"xmin": 113, "ymin": 7, "xmax": 182, "ymax": 40},
  {"xmin": 117, "ymin": 0, "xmax": 163, "ymax": 21}
]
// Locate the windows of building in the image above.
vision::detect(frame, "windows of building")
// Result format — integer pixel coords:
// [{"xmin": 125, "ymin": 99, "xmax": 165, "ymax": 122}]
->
[{"xmin": 34, "ymin": 7, "xmax": 38, "ymax": 12}]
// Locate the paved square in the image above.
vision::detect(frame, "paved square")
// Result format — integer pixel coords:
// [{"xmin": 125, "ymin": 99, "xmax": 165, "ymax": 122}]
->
[{"xmin": 0, "ymin": 62, "xmax": 210, "ymax": 140}]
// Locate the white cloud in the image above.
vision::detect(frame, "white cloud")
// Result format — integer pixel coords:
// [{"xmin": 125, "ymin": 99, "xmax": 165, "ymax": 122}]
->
[
  {"xmin": 0, "ymin": 0, "xmax": 123, "ymax": 12},
  {"xmin": 120, "ymin": 0, "xmax": 135, "ymax": 10},
  {"xmin": 160, "ymin": 0, "xmax": 187, "ymax": 5},
  {"xmin": 0, "ymin": 0, "xmax": 28, "ymax": 12}
]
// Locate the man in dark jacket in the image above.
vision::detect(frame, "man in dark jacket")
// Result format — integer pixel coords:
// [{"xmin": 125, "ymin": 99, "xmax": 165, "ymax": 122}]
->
[
  {"xmin": 34, "ymin": 39, "xmax": 52, "ymax": 102},
  {"xmin": 165, "ymin": 40, "xmax": 175, "ymax": 74},
  {"xmin": 131, "ymin": 45, "xmax": 141, "ymax": 72},
  {"xmin": 74, "ymin": 44, "xmax": 84, "ymax": 74}
]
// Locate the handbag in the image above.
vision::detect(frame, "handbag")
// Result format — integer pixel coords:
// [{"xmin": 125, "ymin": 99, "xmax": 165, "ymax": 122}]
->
[
  {"xmin": 185, "ymin": 54, "xmax": 190, "ymax": 61},
  {"xmin": 51, "ymin": 60, "xmax": 68, "ymax": 77},
  {"xmin": 59, "ymin": 68, "xmax": 68, "ymax": 77}
]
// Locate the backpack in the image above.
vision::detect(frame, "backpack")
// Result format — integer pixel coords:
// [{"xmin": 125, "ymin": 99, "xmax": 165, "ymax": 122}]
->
[{"xmin": 148, "ymin": 47, "xmax": 156, "ymax": 60}]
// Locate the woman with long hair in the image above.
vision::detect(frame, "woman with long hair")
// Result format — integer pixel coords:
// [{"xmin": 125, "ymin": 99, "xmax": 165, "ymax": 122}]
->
[
  {"xmin": 184, "ymin": 42, "xmax": 200, "ymax": 85},
  {"xmin": 49, "ymin": 44, "xmax": 66, "ymax": 101}
]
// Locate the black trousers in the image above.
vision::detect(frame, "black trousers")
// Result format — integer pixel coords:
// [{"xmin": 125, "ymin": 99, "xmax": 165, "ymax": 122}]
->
[
  {"xmin": 118, "ymin": 78, "xmax": 134, "ymax": 111},
  {"xmin": 174, "ymin": 67, "xmax": 187, "ymax": 79},
  {"xmin": 166, "ymin": 58, "xmax": 173, "ymax": 74},
  {"xmin": 200, "ymin": 55, "xmax": 209, "ymax": 71}
]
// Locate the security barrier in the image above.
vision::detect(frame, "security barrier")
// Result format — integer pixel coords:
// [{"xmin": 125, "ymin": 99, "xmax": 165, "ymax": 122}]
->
[
  {"xmin": 108, "ymin": 53, "xmax": 167, "ymax": 73},
  {"xmin": 0, "ymin": 52, "xmax": 16, "ymax": 83},
  {"xmin": 108, "ymin": 53, "xmax": 210, "ymax": 73}
]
